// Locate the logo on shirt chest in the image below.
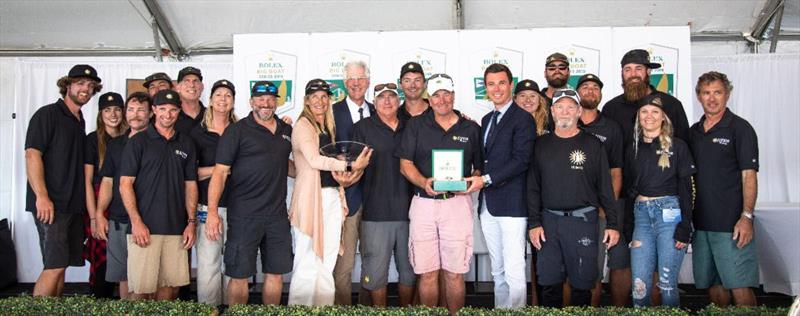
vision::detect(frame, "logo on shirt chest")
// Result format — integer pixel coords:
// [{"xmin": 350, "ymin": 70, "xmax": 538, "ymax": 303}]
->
[
  {"xmin": 569, "ymin": 150, "xmax": 586, "ymax": 170},
  {"xmin": 591, "ymin": 133, "xmax": 607, "ymax": 143},
  {"xmin": 712, "ymin": 137, "xmax": 730, "ymax": 146},
  {"xmin": 452, "ymin": 135, "xmax": 469, "ymax": 143},
  {"xmin": 174, "ymin": 149, "xmax": 188, "ymax": 159},
  {"xmin": 655, "ymin": 149, "xmax": 674, "ymax": 157},
  {"xmin": 282, "ymin": 134, "xmax": 291, "ymax": 142}
]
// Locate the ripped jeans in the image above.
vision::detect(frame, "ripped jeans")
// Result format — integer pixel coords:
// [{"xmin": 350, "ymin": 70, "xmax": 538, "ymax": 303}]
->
[{"xmin": 630, "ymin": 195, "xmax": 686, "ymax": 307}]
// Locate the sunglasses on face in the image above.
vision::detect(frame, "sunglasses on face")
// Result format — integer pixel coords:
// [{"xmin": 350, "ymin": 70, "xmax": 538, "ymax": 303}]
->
[
  {"xmin": 255, "ymin": 85, "xmax": 277, "ymax": 94},
  {"xmin": 546, "ymin": 65, "xmax": 569, "ymax": 71},
  {"xmin": 553, "ymin": 89, "xmax": 578, "ymax": 98}
]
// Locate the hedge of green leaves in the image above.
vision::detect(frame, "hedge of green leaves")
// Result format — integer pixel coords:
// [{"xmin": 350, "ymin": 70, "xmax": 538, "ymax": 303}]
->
[{"xmin": 0, "ymin": 295, "xmax": 791, "ymax": 315}]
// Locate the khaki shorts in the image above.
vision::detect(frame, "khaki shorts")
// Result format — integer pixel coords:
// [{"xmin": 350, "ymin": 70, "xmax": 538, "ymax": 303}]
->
[{"xmin": 127, "ymin": 234, "xmax": 189, "ymax": 294}]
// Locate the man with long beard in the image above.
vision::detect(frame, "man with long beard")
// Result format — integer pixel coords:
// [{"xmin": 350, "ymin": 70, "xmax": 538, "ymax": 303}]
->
[
  {"xmin": 601, "ymin": 49, "xmax": 690, "ymax": 306},
  {"xmin": 541, "ymin": 52, "xmax": 571, "ymax": 100}
]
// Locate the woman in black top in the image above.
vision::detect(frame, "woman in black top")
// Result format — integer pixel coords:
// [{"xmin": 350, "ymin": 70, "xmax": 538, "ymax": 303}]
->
[
  {"xmin": 190, "ymin": 79, "xmax": 237, "ymax": 306},
  {"xmin": 626, "ymin": 95, "xmax": 695, "ymax": 307},
  {"xmin": 85, "ymin": 92, "xmax": 127, "ymax": 298}
]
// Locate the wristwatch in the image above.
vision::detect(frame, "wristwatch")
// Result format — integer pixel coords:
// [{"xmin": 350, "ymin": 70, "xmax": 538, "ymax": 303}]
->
[
  {"xmin": 741, "ymin": 211, "xmax": 754, "ymax": 220},
  {"xmin": 346, "ymin": 160, "xmax": 353, "ymax": 172},
  {"xmin": 482, "ymin": 174, "xmax": 492, "ymax": 186}
]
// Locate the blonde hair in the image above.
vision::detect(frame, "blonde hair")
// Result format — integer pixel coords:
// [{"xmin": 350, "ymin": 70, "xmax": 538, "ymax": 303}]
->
[
  {"xmin": 634, "ymin": 110, "xmax": 674, "ymax": 170},
  {"xmin": 201, "ymin": 90, "xmax": 238, "ymax": 129},
  {"xmin": 299, "ymin": 94, "xmax": 336, "ymax": 141},
  {"xmin": 532, "ymin": 97, "xmax": 550, "ymax": 136}
]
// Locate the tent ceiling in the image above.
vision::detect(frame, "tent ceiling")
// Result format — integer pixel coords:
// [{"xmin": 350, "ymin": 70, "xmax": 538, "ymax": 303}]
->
[{"xmin": 1, "ymin": 0, "xmax": 798, "ymax": 54}]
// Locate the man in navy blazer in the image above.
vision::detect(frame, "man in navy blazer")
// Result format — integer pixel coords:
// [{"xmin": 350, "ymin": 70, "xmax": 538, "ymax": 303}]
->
[
  {"xmin": 331, "ymin": 60, "xmax": 375, "ymax": 305},
  {"xmin": 474, "ymin": 64, "xmax": 536, "ymax": 308}
]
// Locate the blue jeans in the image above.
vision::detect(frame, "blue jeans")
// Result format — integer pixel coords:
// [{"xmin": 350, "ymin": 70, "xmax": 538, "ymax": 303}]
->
[{"xmin": 630, "ymin": 195, "xmax": 687, "ymax": 307}]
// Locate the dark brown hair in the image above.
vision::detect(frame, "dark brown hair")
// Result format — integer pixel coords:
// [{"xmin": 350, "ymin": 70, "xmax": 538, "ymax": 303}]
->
[
  {"xmin": 484, "ymin": 63, "xmax": 513, "ymax": 83},
  {"xmin": 56, "ymin": 76, "xmax": 103, "ymax": 97},
  {"xmin": 695, "ymin": 71, "xmax": 733, "ymax": 95}
]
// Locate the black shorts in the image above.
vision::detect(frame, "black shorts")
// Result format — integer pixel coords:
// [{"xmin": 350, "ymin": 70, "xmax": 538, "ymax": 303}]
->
[
  {"xmin": 224, "ymin": 215, "xmax": 293, "ymax": 278},
  {"xmin": 33, "ymin": 212, "xmax": 85, "ymax": 269},
  {"xmin": 536, "ymin": 209, "xmax": 599, "ymax": 290}
]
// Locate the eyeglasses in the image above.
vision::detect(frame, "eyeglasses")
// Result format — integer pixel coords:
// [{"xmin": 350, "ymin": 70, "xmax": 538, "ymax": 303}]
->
[
  {"xmin": 346, "ymin": 76, "xmax": 369, "ymax": 82},
  {"xmin": 373, "ymin": 83, "xmax": 397, "ymax": 91},
  {"xmin": 428, "ymin": 73, "xmax": 452, "ymax": 81},
  {"xmin": 546, "ymin": 65, "xmax": 569, "ymax": 71},
  {"xmin": 553, "ymin": 89, "xmax": 578, "ymax": 98}
]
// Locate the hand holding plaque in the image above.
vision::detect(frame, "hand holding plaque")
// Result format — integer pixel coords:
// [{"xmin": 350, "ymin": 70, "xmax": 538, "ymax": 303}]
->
[{"xmin": 432, "ymin": 149, "xmax": 467, "ymax": 192}]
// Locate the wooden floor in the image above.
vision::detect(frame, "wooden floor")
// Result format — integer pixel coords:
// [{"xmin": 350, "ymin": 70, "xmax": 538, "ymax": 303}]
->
[{"xmin": 0, "ymin": 282, "xmax": 793, "ymax": 311}]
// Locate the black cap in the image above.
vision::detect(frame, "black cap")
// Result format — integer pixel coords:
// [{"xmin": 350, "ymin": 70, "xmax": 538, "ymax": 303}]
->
[
  {"xmin": 143, "ymin": 72, "xmax": 172, "ymax": 88},
  {"xmin": 152, "ymin": 89, "xmax": 181, "ymax": 107},
  {"xmin": 514, "ymin": 79, "xmax": 541, "ymax": 95},
  {"xmin": 211, "ymin": 79, "xmax": 236, "ymax": 97},
  {"xmin": 177, "ymin": 66, "xmax": 203, "ymax": 82},
  {"xmin": 621, "ymin": 49, "xmax": 661, "ymax": 69},
  {"xmin": 98, "ymin": 92, "xmax": 123, "ymax": 110},
  {"xmin": 545, "ymin": 52, "xmax": 569, "ymax": 66},
  {"xmin": 576, "ymin": 74, "xmax": 604, "ymax": 89},
  {"xmin": 400, "ymin": 62, "xmax": 425, "ymax": 79},
  {"xmin": 68, "ymin": 64, "xmax": 101, "ymax": 83},
  {"xmin": 637, "ymin": 94, "xmax": 664, "ymax": 109},
  {"xmin": 250, "ymin": 81, "xmax": 279, "ymax": 98},
  {"xmin": 305, "ymin": 79, "xmax": 332, "ymax": 95}
]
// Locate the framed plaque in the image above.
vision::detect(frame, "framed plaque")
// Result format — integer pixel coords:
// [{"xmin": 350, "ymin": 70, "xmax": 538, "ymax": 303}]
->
[{"xmin": 432, "ymin": 149, "xmax": 467, "ymax": 192}]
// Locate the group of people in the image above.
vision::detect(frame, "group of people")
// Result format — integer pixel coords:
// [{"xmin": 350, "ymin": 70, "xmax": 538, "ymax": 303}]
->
[{"xmin": 25, "ymin": 47, "xmax": 759, "ymax": 313}]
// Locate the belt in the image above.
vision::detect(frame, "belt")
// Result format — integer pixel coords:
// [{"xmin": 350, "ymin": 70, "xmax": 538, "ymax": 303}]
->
[
  {"xmin": 546, "ymin": 206, "xmax": 597, "ymax": 220},
  {"xmin": 636, "ymin": 195, "xmax": 670, "ymax": 202},
  {"xmin": 415, "ymin": 192, "xmax": 455, "ymax": 200}
]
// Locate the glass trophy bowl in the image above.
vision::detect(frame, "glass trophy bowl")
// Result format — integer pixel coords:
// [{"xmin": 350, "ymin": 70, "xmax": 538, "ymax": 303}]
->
[{"xmin": 319, "ymin": 141, "xmax": 368, "ymax": 161}]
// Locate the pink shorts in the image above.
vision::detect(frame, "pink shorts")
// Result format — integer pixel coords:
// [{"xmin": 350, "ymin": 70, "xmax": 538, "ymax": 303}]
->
[{"xmin": 408, "ymin": 194, "xmax": 474, "ymax": 274}]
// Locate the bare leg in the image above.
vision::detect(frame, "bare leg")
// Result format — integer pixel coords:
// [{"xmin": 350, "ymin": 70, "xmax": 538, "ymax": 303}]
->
[
  {"xmin": 530, "ymin": 261, "xmax": 539, "ymax": 306},
  {"xmin": 438, "ymin": 270, "xmax": 448, "ymax": 308},
  {"xmin": 609, "ymin": 268, "xmax": 631, "ymax": 306},
  {"xmin": 418, "ymin": 271, "xmax": 439, "ymax": 307},
  {"xmin": 562, "ymin": 282, "xmax": 571, "ymax": 306},
  {"xmin": 155, "ymin": 287, "xmax": 175, "ymax": 300},
  {"xmin": 227, "ymin": 278, "xmax": 250, "ymax": 305},
  {"xmin": 731, "ymin": 287, "xmax": 756, "ymax": 306},
  {"xmin": 708, "ymin": 284, "xmax": 732, "ymax": 306},
  {"xmin": 369, "ymin": 287, "xmax": 387, "ymax": 307},
  {"xmin": 398, "ymin": 284, "xmax": 414, "ymax": 307},
  {"xmin": 33, "ymin": 268, "xmax": 65, "ymax": 297},
  {"xmin": 119, "ymin": 281, "xmax": 130, "ymax": 300},
  {"xmin": 590, "ymin": 281, "xmax": 602, "ymax": 306},
  {"xmin": 262, "ymin": 274, "xmax": 283, "ymax": 305},
  {"xmin": 442, "ymin": 271, "xmax": 465, "ymax": 314}
]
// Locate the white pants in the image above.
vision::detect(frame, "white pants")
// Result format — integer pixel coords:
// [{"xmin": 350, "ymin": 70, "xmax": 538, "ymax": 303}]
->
[
  {"xmin": 479, "ymin": 207, "xmax": 528, "ymax": 308},
  {"xmin": 288, "ymin": 188, "xmax": 343, "ymax": 306},
  {"xmin": 195, "ymin": 205, "xmax": 229, "ymax": 306}
]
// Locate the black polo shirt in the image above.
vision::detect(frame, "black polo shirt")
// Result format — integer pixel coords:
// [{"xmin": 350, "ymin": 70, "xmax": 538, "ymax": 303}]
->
[
  {"xmin": 85, "ymin": 131, "xmax": 114, "ymax": 186},
  {"xmin": 318, "ymin": 132, "xmax": 339, "ymax": 188},
  {"xmin": 354, "ymin": 115, "xmax": 413, "ymax": 221},
  {"xmin": 626, "ymin": 138, "xmax": 695, "ymax": 198},
  {"xmin": 120, "ymin": 127, "xmax": 197, "ymax": 235},
  {"xmin": 99, "ymin": 131, "xmax": 133, "ymax": 223},
  {"xmin": 601, "ymin": 87, "xmax": 691, "ymax": 148},
  {"xmin": 395, "ymin": 110, "xmax": 483, "ymax": 198},
  {"xmin": 527, "ymin": 131, "xmax": 618, "ymax": 230},
  {"xmin": 689, "ymin": 109, "xmax": 759, "ymax": 232},
  {"xmin": 579, "ymin": 114, "xmax": 624, "ymax": 169},
  {"xmin": 398, "ymin": 100, "xmax": 430, "ymax": 123},
  {"xmin": 190, "ymin": 125, "xmax": 230, "ymax": 207},
  {"xmin": 25, "ymin": 99, "xmax": 86, "ymax": 214},
  {"xmin": 215, "ymin": 113, "xmax": 293, "ymax": 219},
  {"xmin": 174, "ymin": 103, "xmax": 206, "ymax": 135}
]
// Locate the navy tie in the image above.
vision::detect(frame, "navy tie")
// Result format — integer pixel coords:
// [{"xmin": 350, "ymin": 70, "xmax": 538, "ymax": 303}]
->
[
  {"xmin": 486, "ymin": 110, "xmax": 500, "ymax": 151},
  {"xmin": 358, "ymin": 107, "xmax": 364, "ymax": 121}
]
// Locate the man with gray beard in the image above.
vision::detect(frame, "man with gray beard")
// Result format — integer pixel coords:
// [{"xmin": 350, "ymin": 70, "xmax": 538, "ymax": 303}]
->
[{"xmin": 601, "ymin": 49, "xmax": 690, "ymax": 306}]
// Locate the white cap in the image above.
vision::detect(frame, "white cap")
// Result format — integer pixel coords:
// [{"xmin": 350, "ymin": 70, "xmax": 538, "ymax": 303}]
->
[
  {"xmin": 373, "ymin": 83, "xmax": 398, "ymax": 99},
  {"xmin": 551, "ymin": 89, "xmax": 581, "ymax": 105},
  {"xmin": 426, "ymin": 74, "xmax": 454, "ymax": 94}
]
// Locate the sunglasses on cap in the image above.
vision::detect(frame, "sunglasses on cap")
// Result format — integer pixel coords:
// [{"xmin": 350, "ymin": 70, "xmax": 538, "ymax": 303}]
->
[
  {"xmin": 255, "ymin": 84, "xmax": 278, "ymax": 94},
  {"xmin": 428, "ymin": 73, "xmax": 452, "ymax": 80},
  {"xmin": 546, "ymin": 65, "xmax": 569, "ymax": 71},
  {"xmin": 553, "ymin": 89, "xmax": 578, "ymax": 98},
  {"xmin": 373, "ymin": 83, "xmax": 398, "ymax": 92}
]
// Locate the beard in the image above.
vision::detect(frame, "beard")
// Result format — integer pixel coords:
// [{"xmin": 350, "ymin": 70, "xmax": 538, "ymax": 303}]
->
[
  {"xmin": 546, "ymin": 76, "xmax": 567, "ymax": 89},
  {"xmin": 580, "ymin": 97, "xmax": 600, "ymax": 110},
  {"xmin": 623, "ymin": 77, "xmax": 650, "ymax": 102},
  {"xmin": 556, "ymin": 118, "xmax": 575, "ymax": 129}
]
